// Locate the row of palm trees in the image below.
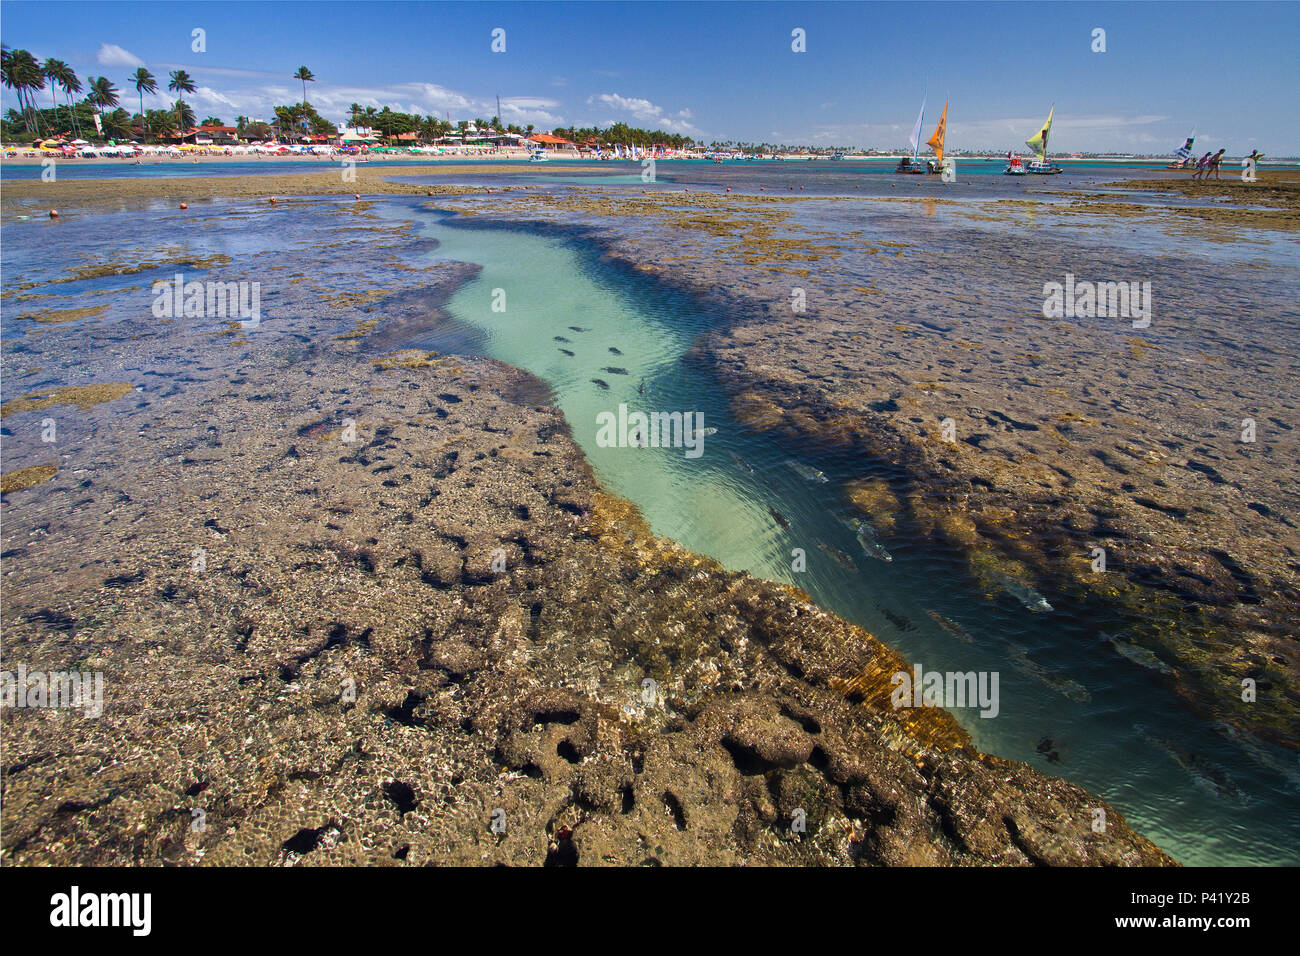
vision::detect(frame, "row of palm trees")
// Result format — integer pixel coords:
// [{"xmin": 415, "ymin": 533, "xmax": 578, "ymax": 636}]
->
[
  {"xmin": 342, "ymin": 103, "xmax": 535, "ymax": 143},
  {"xmin": 2, "ymin": 45, "xmax": 212, "ymax": 141}
]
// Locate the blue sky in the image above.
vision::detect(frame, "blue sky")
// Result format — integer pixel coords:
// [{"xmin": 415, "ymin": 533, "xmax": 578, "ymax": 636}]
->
[{"xmin": 3, "ymin": 1, "xmax": 1297, "ymax": 152}]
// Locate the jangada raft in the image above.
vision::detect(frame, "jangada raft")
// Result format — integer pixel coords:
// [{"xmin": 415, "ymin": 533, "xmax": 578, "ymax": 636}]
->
[
  {"xmin": 895, "ymin": 88, "xmax": 949, "ymax": 175},
  {"xmin": 1022, "ymin": 105, "xmax": 1063, "ymax": 174}
]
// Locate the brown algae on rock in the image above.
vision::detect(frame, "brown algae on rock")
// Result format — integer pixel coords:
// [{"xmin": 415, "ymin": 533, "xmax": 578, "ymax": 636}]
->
[
  {"xmin": 1, "ymin": 382, "xmax": 134, "ymax": 417},
  {"xmin": 1, "ymin": 463, "xmax": 58, "ymax": 493}
]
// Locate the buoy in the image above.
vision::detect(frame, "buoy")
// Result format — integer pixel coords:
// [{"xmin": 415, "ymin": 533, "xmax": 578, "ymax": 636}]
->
[
  {"xmin": 49, "ymin": 210, "xmax": 59, "ymax": 218},
  {"xmin": 269, "ymin": 196, "xmax": 278, "ymax": 204},
  {"xmin": 354, "ymin": 194, "xmax": 360, "ymax": 200},
  {"xmin": 487, "ymin": 188, "xmax": 492, "ymax": 194},
  {"xmin": 180, "ymin": 202, "xmax": 188, "ymax": 210},
  {"xmin": 725, "ymin": 187, "xmax": 731, "ymax": 193}
]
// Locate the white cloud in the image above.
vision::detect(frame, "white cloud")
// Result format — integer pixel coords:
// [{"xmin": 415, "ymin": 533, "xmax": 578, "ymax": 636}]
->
[
  {"xmin": 96, "ymin": 43, "xmax": 145, "ymax": 68},
  {"xmin": 589, "ymin": 92, "xmax": 700, "ymax": 134},
  {"xmin": 149, "ymin": 80, "xmax": 566, "ymax": 128}
]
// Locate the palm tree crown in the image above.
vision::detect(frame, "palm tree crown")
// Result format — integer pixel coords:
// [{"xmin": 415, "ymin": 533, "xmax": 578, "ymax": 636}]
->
[{"xmin": 293, "ymin": 65, "xmax": 315, "ymax": 106}]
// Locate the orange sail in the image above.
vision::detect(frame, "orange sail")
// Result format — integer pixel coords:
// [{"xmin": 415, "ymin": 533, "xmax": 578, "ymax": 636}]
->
[{"xmin": 927, "ymin": 100, "xmax": 948, "ymax": 164}]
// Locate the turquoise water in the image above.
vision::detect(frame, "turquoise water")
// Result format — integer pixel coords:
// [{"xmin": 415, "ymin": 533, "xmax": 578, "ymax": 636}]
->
[{"xmin": 374, "ymin": 199, "xmax": 1300, "ymax": 865}]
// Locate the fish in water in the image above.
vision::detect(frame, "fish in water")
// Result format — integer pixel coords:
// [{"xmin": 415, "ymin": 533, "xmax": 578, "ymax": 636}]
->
[
  {"xmin": 637, "ymin": 378, "xmax": 647, "ymax": 396},
  {"xmin": 876, "ymin": 605, "xmax": 913, "ymax": 632},
  {"xmin": 994, "ymin": 572, "xmax": 1053, "ymax": 613},
  {"xmin": 1211, "ymin": 721, "xmax": 1300, "ymax": 791},
  {"xmin": 553, "ymin": 335, "xmax": 571, "ymax": 343},
  {"xmin": 816, "ymin": 542, "xmax": 856, "ymax": 570},
  {"xmin": 785, "ymin": 459, "xmax": 828, "ymax": 483},
  {"xmin": 1135, "ymin": 724, "xmax": 1248, "ymax": 803},
  {"xmin": 730, "ymin": 452, "xmax": 755, "ymax": 474},
  {"xmin": 558, "ymin": 348, "xmax": 574, "ymax": 356},
  {"xmin": 1008, "ymin": 647, "xmax": 1091, "ymax": 703},
  {"xmin": 591, "ymin": 378, "xmax": 610, "ymax": 390},
  {"xmin": 602, "ymin": 367, "xmax": 629, "ymax": 375},
  {"xmin": 851, "ymin": 518, "xmax": 892, "ymax": 562},
  {"xmin": 1035, "ymin": 737, "xmax": 1061, "ymax": 764},
  {"xmin": 630, "ymin": 426, "xmax": 649, "ymax": 448},
  {"xmin": 569, "ymin": 326, "xmax": 589, "ymax": 332},
  {"xmin": 925, "ymin": 609, "xmax": 973, "ymax": 643},
  {"xmin": 608, "ymin": 347, "xmax": 623, "ymax": 355},
  {"xmin": 1101, "ymin": 632, "xmax": 1172, "ymax": 674},
  {"xmin": 691, "ymin": 426, "xmax": 718, "ymax": 441},
  {"xmin": 768, "ymin": 506, "xmax": 791, "ymax": 530}
]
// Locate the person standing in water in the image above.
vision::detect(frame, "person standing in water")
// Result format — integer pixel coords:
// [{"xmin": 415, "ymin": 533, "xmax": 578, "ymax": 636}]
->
[
  {"xmin": 1208, "ymin": 148, "xmax": 1227, "ymax": 180},
  {"xmin": 1192, "ymin": 151, "xmax": 1213, "ymax": 180}
]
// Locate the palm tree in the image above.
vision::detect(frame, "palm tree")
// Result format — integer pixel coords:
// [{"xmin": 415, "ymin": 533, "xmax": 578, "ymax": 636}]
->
[
  {"xmin": 348, "ymin": 102, "xmax": 362, "ymax": 127},
  {"xmin": 3, "ymin": 48, "xmax": 45, "ymax": 134},
  {"xmin": 56, "ymin": 64, "xmax": 83, "ymax": 138},
  {"xmin": 293, "ymin": 65, "xmax": 315, "ymax": 106},
  {"xmin": 201, "ymin": 116, "xmax": 222, "ymax": 127},
  {"xmin": 143, "ymin": 108, "xmax": 175, "ymax": 141},
  {"xmin": 41, "ymin": 59, "xmax": 67, "ymax": 134},
  {"xmin": 87, "ymin": 76, "xmax": 118, "ymax": 134},
  {"xmin": 167, "ymin": 69, "xmax": 195, "ymax": 134},
  {"xmin": 173, "ymin": 99, "xmax": 196, "ymax": 132},
  {"xmin": 131, "ymin": 67, "xmax": 157, "ymax": 130},
  {"xmin": 103, "ymin": 108, "xmax": 131, "ymax": 139},
  {"xmin": 167, "ymin": 69, "xmax": 195, "ymax": 96}
]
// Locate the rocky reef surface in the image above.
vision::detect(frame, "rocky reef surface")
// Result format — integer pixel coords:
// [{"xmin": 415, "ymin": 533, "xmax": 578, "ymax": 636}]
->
[
  {"xmin": 434, "ymin": 178, "xmax": 1300, "ymax": 750},
  {"xmin": 0, "ymin": 193, "xmax": 1171, "ymax": 865}
]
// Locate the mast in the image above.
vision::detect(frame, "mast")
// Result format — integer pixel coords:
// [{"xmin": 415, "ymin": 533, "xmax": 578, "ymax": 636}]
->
[{"xmin": 909, "ymin": 81, "xmax": 928, "ymax": 161}]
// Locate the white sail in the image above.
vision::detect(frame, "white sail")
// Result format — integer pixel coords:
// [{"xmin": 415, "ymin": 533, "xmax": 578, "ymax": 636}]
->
[{"xmin": 909, "ymin": 91, "xmax": 927, "ymax": 160}]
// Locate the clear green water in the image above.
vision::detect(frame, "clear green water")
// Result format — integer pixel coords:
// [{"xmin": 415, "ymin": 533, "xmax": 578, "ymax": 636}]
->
[{"xmin": 381, "ymin": 200, "xmax": 1300, "ymax": 865}]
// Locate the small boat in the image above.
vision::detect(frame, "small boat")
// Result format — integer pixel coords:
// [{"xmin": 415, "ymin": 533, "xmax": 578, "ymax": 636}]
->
[
  {"xmin": 895, "ymin": 86, "xmax": 929, "ymax": 174},
  {"xmin": 1023, "ymin": 106, "xmax": 1063, "ymax": 174},
  {"xmin": 1004, "ymin": 153, "xmax": 1027, "ymax": 175},
  {"xmin": 925, "ymin": 100, "xmax": 948, "ymax": 175},
  {"xmin": 1165, "ymin": 129, "xmax": 1196, "ymax": 169},
  {"xmin": 830, "ymin": 151, "xmax": 845, "ymax": 161},
  {"xmin": 528, "ymin": 148, "xmax": 549, "ymax": 162}
]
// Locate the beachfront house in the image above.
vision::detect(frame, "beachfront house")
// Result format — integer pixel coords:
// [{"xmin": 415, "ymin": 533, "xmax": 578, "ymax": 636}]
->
[{"xmin": 529, "ymin": 132, "xmax": 580, "ymax": 155}]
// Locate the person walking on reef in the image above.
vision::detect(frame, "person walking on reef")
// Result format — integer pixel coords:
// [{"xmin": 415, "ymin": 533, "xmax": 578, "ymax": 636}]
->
[
  {"xmin": 1208, "ymin": 148, "xmax": 1227, "ymax": 180},
  {"xmin": 1192, "ymin": 151, "xmax": 1213, "ymax": 180}
]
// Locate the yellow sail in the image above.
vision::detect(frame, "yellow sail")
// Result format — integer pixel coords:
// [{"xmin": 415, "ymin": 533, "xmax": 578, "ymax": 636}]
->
[
  {"xmin": 927, "ymin": 100, "xmax": 948, "ymax": 164},
  {"xmin": 1026, "ymin": 105, "xmax": 1054, "ymax": 161}
]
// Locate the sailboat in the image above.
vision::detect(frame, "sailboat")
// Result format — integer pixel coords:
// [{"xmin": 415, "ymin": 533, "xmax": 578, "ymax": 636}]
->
[
  {"xmin": 1024, "ymin": 105, "xmax": 1063, "ymax": 174},
  {"xmin": 1166, "ymin": 128, "xmax": 1196, "ymax": 169},
  {"xmin": 895, "ymin": 85, "xmax": 928, "ymax": 174},
  {"xmin": 925, "ymin": 99, "xmax": 948, "ymax": 174}
]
